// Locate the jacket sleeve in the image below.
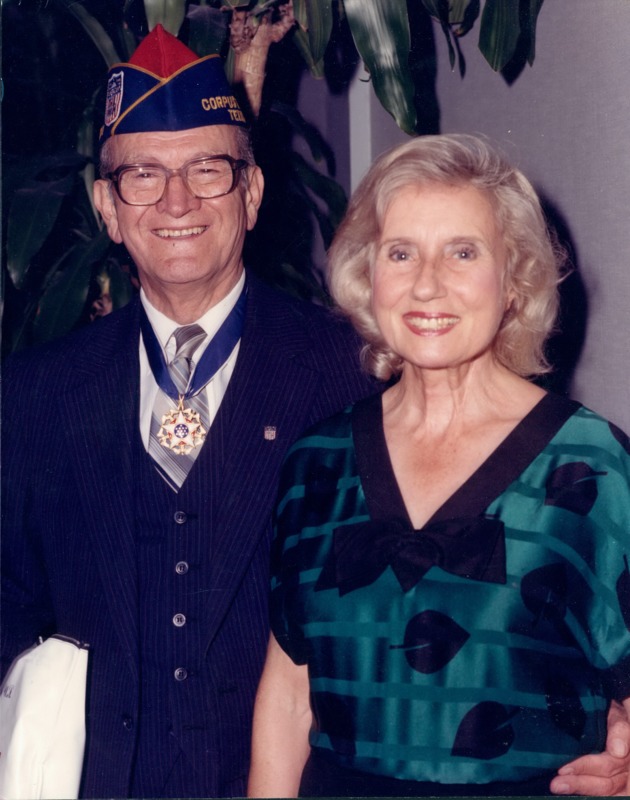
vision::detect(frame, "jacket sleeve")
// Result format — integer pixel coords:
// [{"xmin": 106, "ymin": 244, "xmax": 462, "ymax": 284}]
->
[{"xmin": 1, "ymin": 356, "xmax": 57, "ymax": 677}]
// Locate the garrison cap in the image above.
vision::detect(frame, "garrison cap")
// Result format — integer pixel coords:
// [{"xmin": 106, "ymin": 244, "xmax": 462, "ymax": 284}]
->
[{"xmin": 99, "ymin": 24, "xmax": 246, "ymax": 144}]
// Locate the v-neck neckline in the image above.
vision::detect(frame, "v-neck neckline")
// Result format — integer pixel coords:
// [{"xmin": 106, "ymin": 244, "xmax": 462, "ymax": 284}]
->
[{"xmin": 352, "ymin": 391, "xmax": 581, "ymax": 529}]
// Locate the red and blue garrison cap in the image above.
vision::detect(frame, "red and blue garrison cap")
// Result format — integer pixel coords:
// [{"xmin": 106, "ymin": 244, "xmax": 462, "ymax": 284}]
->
[{"xmin": 99, "ymin": 24, "xmax": 246, "ymax": 145}]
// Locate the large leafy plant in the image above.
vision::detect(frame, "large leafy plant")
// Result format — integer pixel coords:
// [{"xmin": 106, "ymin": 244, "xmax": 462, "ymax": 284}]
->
[{"xmin": 3, "ymin": 0, "xmax": 545, "ymax": 353}]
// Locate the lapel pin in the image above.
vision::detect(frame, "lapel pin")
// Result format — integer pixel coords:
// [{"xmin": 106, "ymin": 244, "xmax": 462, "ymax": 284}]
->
[{"xmin": 264, "ymin": 426, "xmax": 277, "ymax": 441}]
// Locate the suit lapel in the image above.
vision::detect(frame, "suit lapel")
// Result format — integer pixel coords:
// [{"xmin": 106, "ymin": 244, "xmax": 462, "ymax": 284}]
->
[
  {"xmin": 202, "ymin": 280, "xmax": 321, "ymax": 645},
  {"xmin": 57, "ymin": 302, "xmax": 141, "ymax": 680},
  {"xmin": 49, "ymin": 284, "xmax": 334, "ymax": 664}
]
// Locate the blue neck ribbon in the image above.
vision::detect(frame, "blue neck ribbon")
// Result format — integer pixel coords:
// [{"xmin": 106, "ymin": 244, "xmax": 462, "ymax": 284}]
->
[{"xmin": 140, "ymin": 284, "xmax": 247, "ymax": 401}]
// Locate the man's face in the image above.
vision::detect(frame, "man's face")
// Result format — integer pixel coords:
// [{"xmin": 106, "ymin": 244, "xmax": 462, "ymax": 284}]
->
[{"xmin": 94, "ymin": 125, "xmax": 263, "ymax": 312}]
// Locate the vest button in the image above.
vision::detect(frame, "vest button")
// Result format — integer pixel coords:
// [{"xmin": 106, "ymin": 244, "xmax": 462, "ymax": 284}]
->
[
  {"xmin": 174, "ymin": 667, "xmax": 188, "ymax": 681},
  {"xmin": 173, "ymin": 613, "xmax": 186, "ymax": 627},
  {"xmin": 175, "ymin": 561, "xmax": 189, "ymax": 575},
  {"xmin": 174, "ymin": 510, "xmax": 187, "ymax": 524}
]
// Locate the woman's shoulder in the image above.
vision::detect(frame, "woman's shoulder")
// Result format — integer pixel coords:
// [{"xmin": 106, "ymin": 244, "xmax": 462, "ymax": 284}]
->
[
  {"xmin": 555, "ymin": 397, "xmax": 630, "ymax": 455},
  {"xmin": 545, "ymin": 397, "xmax": 630, "ymax": 499},
  {"xmin": 285, "ymin": 391, "xmax": 384, "ymax": 461},
  {"xmin": 275, "ymin": 398, "xmax": 379, "ymax": 506}
]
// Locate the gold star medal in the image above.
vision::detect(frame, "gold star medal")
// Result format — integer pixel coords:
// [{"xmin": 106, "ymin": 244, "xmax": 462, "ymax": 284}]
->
[{"xmin": 158, "ymin": 397, "xmax": 207, "ymax": 455}]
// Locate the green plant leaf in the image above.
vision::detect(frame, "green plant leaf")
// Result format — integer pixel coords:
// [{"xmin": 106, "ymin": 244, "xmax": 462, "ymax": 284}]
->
[
  {"xmin": 271, "ymin": 101, "xmax": 334, "ymax": 170},
  {"xmin": 221, "ymin": 0, "xmax": 252, "ymax": 9},
  {"xmin": 187, "ymin": 5, "xmax": 230, "ymax": 56},
  {"xmin": 420, "ymin": 0, "xmax": 480, "ymax": 69},
  {"xmin": 108, "ymin": 263, "xmax": 135, "ymax": 310},
  {"xmin": 420, "ymin": 0, "xmax": 479, "ymax": 27},
  {"xmin": 6, "ymin": 174, "xmax": 75, "ymax": 291},
  {"xmin": 292, "ymin": 0, "xmax": 333, "ymax": 75},
  {"xmin": 56, "ymin": 0, "xmax": 121, "ymax": 67},
  {"xmin": 524, "ymin": 0, "xmax": 546, "ymax": 66},
  {"xmin": 120, "ymin": 5, "xmax": 140, "ymax": 60},
  {"xmin": 32, "ymin": 230, "xmax": 111, "ymax": 344},
  {"xmin": 479, "ymin": 0, "xmax": 521, "ymax": 71},
  {"xmin": 292, "ymin": 29, "xmax": 325, "ymax": 78},
  {"xmin": 343, "ymin": 0, "xmax": 417, "ymax": 135},
  {"xmin": 77, "ymin": 92, "xmax": 102, "ymax": 228},
  {"xmin": 144, "ymin": 0, "xmax": 187, "ymax": 35},
  {"xmin": 291, "ymin": 151, "xmax": 348, "ymax": 233},
  {"xmin": 453, "ymin": 0, "xmax": 481, "ymax": 35},
  {"xmin": 419, "ymin": 0, "xmax": 449, "ymax": 21}
]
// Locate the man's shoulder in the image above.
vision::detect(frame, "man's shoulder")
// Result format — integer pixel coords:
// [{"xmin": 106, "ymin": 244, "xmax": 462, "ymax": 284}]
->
[
  {"xmin": 291, "ymin": 404, "xmax": 355, "ymax": 447},
  {"xmin": 2, "ymin": 298, "xmax": 140, "ymax": 385},
  {"xmin": 244, "ymin": 275, "xmax": 378, "ymax": 417},
  {"xmin": 246, "ymin": 275, "xmax": 361, "ymax": 351}
]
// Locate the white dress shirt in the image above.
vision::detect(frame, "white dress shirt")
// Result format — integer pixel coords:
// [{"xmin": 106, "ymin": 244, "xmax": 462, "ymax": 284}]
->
[{"xmin": 138, "ymin": 272, "xmax": 245, "ymax": 450}]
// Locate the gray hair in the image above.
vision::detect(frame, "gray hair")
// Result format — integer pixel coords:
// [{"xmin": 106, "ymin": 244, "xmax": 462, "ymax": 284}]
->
[{"xmin": 99, "ymin": 125, "xmax": 255, "ymax": 178}]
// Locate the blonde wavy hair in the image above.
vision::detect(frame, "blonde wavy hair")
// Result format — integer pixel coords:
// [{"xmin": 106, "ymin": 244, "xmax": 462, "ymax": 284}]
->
[{"xmin": 327, "ymin": 134, "xmax": 564, "ymax": 381}]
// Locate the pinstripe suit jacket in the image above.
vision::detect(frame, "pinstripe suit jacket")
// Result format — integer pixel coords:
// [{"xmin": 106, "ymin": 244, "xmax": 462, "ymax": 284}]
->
[{"xmin": 1, "ymin": 274, "xmax": 375, "ymax": 797}]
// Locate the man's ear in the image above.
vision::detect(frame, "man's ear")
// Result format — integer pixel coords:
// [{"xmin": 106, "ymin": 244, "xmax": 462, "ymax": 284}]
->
[
  {"xmin": 93, "ymin": 180, "xmax": 123, "ymax": 244},
  {"xmin": 244, "ymin": 165, "xmax": 264, "ymax": 232}
]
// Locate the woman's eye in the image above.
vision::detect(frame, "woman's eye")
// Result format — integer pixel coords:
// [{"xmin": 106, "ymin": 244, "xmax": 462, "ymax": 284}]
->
[{"xmin": 390, "ymin": 248, "xmax": 410, "ymax": 262}]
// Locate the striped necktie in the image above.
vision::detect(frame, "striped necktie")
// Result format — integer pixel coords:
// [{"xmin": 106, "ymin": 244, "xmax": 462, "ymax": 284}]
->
[{"xmin": 149, "ymin": 324, "xmax": 209, "ymax": 491}]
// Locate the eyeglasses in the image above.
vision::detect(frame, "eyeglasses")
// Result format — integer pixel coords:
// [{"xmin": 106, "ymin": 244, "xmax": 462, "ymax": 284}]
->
[{"xmin": 105, "ymin": 155, "xmax": 248, "ymax": 206}]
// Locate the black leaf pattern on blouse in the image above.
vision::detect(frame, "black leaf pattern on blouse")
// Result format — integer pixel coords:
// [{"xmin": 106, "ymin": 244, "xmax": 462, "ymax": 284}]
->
[
  {"xmin": 545, "ymin": 674, "xmax": 586, "ymax": 740},
  {"xmin": 451, "ymin": 702, "xmax": 517, "ymax": 760},
  {"xmin": 391, "ymin": 610, "xmax": 470, "ymax": 673},
  {"xmin": 301, "ymin": 464, "xmax": 342, "ymax": 525},
  {"xmin": 520, "ymin": 564, "xmax": 578, "ymax": 648},
  {"xmin": 312, "ymin": 692, "xmax": 357, "ymax": 756},
  {"xmin": 544, "ymin": 462, "xmax": 607, "ymax": 516}
]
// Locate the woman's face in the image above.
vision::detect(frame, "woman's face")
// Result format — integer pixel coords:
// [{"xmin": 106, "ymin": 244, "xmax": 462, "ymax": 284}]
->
[{"xmin": 371, "ymin": 182, "xmax": 512, "ymax": 374}]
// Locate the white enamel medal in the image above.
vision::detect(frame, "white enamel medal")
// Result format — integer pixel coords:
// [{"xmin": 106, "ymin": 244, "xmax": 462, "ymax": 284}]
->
[{"xmin": 157, "ymin": 396, "xmax": 207, "ymax": 455}]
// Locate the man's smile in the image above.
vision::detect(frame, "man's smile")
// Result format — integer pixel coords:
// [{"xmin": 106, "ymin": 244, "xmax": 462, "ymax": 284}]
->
[{"xmin": 153, "ymin": 225, "xmax": 208, "ymax": 239}]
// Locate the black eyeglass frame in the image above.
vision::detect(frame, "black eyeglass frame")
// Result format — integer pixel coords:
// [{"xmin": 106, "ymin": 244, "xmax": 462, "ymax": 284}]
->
[{"xmin": 105, "ymin": 154, "xmax": 249, "ymax": 206}]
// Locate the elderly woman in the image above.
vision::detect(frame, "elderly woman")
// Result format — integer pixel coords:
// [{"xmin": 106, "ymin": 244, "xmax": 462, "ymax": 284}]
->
[{"xmin": 248, "ymin": 135, "xmax": 630, "ymax": 797}]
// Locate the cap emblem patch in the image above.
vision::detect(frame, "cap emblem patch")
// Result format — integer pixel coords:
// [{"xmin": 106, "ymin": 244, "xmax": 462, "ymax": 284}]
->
[{"xmin": 104, "ymin": 71, "xmax": 124, "ymax": 127}]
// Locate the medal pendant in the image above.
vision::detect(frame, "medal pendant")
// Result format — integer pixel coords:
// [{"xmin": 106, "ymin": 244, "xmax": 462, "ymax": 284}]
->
[{"xmin": 157, "ymin": 396, "xmax": 207, "ymax": 455}]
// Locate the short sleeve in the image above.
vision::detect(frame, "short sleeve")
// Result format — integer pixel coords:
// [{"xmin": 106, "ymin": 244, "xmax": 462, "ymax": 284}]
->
[
  {"xmin": 268, "ymin": 438, "xmax": 313, "ymax": 666},
  {"xmin": 268, "ymin": 406, "xmax": 358, "ymax": 666},
  {"xmin": 574, "ymin": 414, "xmax": 630, "ymax": 699},
  {"xmin": 269, "ymin": 524, "xmax": 309, "ymax": 664}
]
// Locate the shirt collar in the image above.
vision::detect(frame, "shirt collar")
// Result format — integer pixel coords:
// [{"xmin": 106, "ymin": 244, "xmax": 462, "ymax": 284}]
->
[{"xmin": 140, "ymin": 272, "xmax": 246, "ymax": 355}]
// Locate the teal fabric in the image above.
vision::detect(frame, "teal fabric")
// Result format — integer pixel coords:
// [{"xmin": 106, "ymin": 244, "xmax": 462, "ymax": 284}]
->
[{"xmin": 271, "ymin": 392, "xmax": 630, "ymax": 786}]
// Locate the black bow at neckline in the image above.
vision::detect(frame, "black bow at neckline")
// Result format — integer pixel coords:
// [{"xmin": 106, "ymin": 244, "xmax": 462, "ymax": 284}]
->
[{"xmin": 315, "ymin": 516, "xmax": 507, "ymax": 596}]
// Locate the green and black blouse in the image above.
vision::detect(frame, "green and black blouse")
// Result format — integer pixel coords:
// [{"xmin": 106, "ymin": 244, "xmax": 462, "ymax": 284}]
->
[{"xmin": 271, "ymin": 392, "xmax": 630, "ymax": 787}]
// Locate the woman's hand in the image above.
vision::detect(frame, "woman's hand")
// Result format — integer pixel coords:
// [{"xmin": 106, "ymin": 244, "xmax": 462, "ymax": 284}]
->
[{"xmin": 550, "ymin": 699, "xmax": 630, "ymax": 795}]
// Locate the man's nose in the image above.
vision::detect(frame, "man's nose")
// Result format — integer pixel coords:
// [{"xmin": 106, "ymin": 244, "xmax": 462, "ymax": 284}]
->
[{"xmin": 157, "ymin": 173, "xmax": 201, "ymax": 216}]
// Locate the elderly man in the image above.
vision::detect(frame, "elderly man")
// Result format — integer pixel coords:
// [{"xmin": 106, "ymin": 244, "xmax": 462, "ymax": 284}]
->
[
  {"xmin": 1, "ymin": 27, "xmax": 374, "ymax": 798},
  {"xmin": 2, "ymin": 25, "xmax": 628, "ymax": 799}
]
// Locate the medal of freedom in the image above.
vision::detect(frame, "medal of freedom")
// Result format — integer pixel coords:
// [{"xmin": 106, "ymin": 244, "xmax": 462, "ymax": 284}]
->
[{"xmin": 158, "ymin": 397, "xmax": 207, "ymax": 455}]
